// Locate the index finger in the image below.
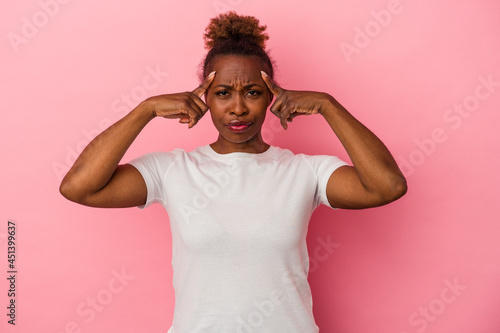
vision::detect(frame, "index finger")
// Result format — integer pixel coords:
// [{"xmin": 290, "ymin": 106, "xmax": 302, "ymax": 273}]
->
[
  {"xmin": 260, "ymin": 71, "xmax": 285, "ymax": 97},
  {"xmin": 192, "ymin": 71, "xmax": 216, "ymax": 98}
]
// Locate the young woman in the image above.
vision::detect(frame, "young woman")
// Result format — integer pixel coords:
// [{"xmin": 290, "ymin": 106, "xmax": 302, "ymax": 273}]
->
[{"xmin": 60, "ymin": 12, "xmax": 407, "ymax": 333}]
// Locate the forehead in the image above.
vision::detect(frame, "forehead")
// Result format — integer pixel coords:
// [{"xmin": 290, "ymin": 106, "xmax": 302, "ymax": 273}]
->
[{"xmin": 211, "ymin": 55, "xmax": 264, "ymax": 85}]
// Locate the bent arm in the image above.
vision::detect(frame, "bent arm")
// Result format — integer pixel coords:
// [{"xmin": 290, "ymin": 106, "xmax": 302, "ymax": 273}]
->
[
  {"xmin": 258, "ymin": 71, "xmax": 406, "ymax": 209},
  {"xmin": 60, "ymin": 72, "xmax": 215, "ymax": 208},
  {"xmin": 59, "ymin": 103, "xmax": 154, "ymax": 207},
  {"xmin": 321, "ymin": 97, "xmax": 407, "ymax": 209}
]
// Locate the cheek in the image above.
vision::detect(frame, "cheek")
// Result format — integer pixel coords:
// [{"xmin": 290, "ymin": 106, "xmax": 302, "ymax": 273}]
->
[
  {"xmin": 207, "ymin": 105, "xmax": 226, "ymax": 130},
  {"xmin": 258, "ymin": 97, "xmax": 270, "ymax": 114},
  {"xmin": 251, "ymin": 102, "xmax": 268, "ymax": 126},
  {"xmin": 206, "ymin": 96, "xmax": 220, "ymax": 116}
]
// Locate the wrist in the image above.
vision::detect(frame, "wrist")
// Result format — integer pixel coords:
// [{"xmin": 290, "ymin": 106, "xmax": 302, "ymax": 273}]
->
[
  {"xmin": 319, "ymin": 94, "xmax": 341, "ymax": 116},
  {"xmin": 135, "ymin": 99, "xmax": 157, "ymax": 121}
]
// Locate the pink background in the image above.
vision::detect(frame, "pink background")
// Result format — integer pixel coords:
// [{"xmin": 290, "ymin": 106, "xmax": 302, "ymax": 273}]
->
[{"xmin": 2, "ymin": 0, "xmax": 500, "ymax": 332}]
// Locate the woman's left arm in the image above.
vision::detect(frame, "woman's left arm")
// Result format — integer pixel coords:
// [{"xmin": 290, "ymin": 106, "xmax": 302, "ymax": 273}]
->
[
  {"xmin": 319, "ymin": 96, "xmax": 407, "ymax": 209},
  {"xmin": 260, "ymin": 71, "xmax": 407, "ymax": 209}
]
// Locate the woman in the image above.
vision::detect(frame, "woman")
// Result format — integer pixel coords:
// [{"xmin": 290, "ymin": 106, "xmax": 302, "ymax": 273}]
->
[{"xmin": 60, "ymin": 12, "xmax": 407, "ymax": 333}]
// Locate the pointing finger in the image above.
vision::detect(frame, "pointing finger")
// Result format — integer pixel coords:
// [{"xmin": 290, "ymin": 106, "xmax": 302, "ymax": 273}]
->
[
  {"xmin": 192, "ymin": 71, "xmax": 216, "ymax": 98},
  {"xmin": 260, "ymin": 71, "xmax": 284, "ymax": 97}
]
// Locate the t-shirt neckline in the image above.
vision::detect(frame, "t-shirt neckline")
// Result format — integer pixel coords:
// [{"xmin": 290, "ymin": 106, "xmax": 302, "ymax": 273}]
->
[{"xmin": 201, "ymin": 144, "xmax": 276, "ymax": 160}]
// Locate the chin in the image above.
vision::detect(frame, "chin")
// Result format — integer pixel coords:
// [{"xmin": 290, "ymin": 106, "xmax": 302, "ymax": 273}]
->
[{"xmin": 223, "ymin": 129, "xmax": 260, "ymax": 143}]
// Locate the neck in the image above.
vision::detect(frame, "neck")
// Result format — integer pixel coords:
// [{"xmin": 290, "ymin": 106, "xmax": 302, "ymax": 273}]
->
[{"xmin": 210, "ymin": 134, "xmax": 270, "ymax": 154}]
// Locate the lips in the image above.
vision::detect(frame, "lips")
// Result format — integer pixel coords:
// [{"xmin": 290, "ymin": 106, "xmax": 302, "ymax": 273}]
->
[
  {"xmin": 225, "ymin": 120, "xmax": 253, "ymax": 133},
  {"xmin": 226, "ymin": 120, "xmax": 253, "ymax": 126}
]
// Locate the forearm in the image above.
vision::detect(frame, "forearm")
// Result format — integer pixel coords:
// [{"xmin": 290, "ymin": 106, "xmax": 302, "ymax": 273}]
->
[
  {"xmin": 320, "ymin": 96, "xmax": 406, "ymax": 196},
  {"xmin": 60, "ymin": 102, "xmax": 154, "ymax": 199}
]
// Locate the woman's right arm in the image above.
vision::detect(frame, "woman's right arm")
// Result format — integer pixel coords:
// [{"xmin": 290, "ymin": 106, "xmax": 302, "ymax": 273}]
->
[{"xmin": 59, "ymin": 72, "xmax": 215, "ymax": 208}]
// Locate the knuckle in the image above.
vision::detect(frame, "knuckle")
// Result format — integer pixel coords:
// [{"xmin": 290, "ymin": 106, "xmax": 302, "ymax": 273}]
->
[
  {"xmin": 190, "ymin": 110, "xmax": 200, "ymax": 119},
  {"xmin": 180, "ymin": 100, "xmax": 190, "ymax": 109}
]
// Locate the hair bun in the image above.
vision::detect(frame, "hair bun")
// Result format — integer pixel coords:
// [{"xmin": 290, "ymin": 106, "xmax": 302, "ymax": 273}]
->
[{"xmin": 204, "ymin": 11, "xmax": 269, "ymax": 50}]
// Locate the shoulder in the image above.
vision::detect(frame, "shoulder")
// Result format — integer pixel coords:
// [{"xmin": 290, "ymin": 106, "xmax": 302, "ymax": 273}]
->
[
  {"xmin": 266, "ymin": 147, "xmax": 347, "ymax": 178},
  {"xmin": 268, "ymin": 145, "xmax": 294, "ymax": 158},
  {"xmin": 131, "ymin": 148, "xmax": 185, "ymax": 161},
  {"xmin": 286, "ymin": 149, "xmax": 349, "ymax": 180},
  {"xmin": 128, "ymin": 148, "xmax": 193, "ymax": 172},
  {"xmin": 272, "ymin": 146, "xmax": 346, "ymax": 166}
]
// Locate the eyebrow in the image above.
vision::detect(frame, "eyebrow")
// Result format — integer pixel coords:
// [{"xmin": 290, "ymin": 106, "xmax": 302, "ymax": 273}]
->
[{"xmin": 213, "ymin": 84, "xmax": 263, "ymax": 89}]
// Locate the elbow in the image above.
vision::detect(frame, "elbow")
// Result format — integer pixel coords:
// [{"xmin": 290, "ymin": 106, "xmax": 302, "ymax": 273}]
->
[
  {"xmin": 59, "ymin": 177, "xmax": 84, "ymax": 204},
  {"xmin": 382, "ymin": 175, "xmax": 408, "ymax": 204},
  {"xmin": 59, "ymin": 178, "xmax": 74, "ymax": 201},
  {"xmin": 393, "ymin": 176, "xmax": 408, "ymax": 200},
  {"xmin": 367, "ymin": 174, "xmax": 407, "ymax": 207}
]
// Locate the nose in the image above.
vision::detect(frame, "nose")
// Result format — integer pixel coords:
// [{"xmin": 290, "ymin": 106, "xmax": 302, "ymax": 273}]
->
[{"xmin": 230, "ymin": 93, "xmax": 248, "ymax": 116}]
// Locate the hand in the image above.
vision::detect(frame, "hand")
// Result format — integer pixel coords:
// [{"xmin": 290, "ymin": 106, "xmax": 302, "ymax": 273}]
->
[
  {"xmin": 145, "ymin": 71, "xmax": 216, "ymax": 128},
  {"xmin": 260, "ymin": 71, "xmax": 333, "ymax": 130}
]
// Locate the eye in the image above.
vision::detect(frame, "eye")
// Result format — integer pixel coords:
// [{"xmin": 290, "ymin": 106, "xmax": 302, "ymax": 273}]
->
[
  {"xmin": 247, "ymin": 90, "xmax": 262, "ymax": 97},
  {"xmin": 215, "ymin": 90, "xmax": 229, "ymax": 96}
]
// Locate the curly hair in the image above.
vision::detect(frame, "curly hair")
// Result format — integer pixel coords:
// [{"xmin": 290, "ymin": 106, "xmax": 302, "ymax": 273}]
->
[{"xmin": 200, "ymin": 12, "xmax": 275, "ymax": 81}]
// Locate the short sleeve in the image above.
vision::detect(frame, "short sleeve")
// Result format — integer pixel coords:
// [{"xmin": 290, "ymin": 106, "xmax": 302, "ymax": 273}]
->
[
  {"xmin": 302, "ymin": 154, "xmax": 349, "ymax": 209},
  {"xmin": 127, "ymin": 152, "xmax": 175, "ymax": 209}
]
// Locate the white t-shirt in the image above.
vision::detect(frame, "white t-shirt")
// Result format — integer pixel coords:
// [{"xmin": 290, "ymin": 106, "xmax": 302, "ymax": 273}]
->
[{"xmin": 129, "ymin": 144, "xmax": 348, "ymax": 333}]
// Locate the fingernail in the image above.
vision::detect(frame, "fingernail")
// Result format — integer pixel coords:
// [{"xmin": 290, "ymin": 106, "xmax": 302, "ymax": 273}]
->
[
  {"xmin": 208, "ymin": 71, "xmax": 216, "ymax": 77},
  {"xmin": 261, "ymin": 71, "xmax": 268, "ymax": 77}
]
